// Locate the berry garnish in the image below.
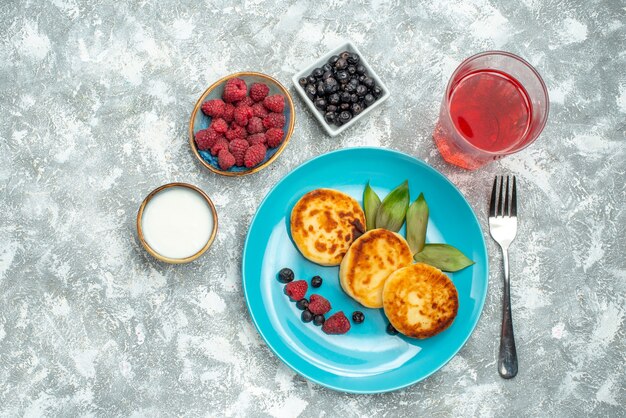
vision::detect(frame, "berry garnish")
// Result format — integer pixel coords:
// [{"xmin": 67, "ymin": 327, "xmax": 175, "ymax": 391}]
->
[
  {"xmin": 311, "ymin": 276, "xmax": 322, "ymax": 288},
  {"xmin": 296, "ymin": 298, "xmax": 309, "ymax": 310},
  {"xmin": 322, "ymin": 312, "xmax": 351, "ymax": 335},
  {"xmin": 285, "ymin": 280, "xmax": 307, "ymax": 300},
  {"xmin": 301, "ymin": 309, "xmax": 314, "ymax": 323},
  {"xmin": 313, "ymin": 315, "xmax": 325, "ymax": 326},
  {"xmin": 352, "ymin": 311, "xmax": 365, "ymax": 324},
  {"xmin": 308, "ymin": 294, "xmax": 331, "ymax": 315},
  {"xmin": 387, "ymin": 323, "xmax": 399, "ymax": 335},
  {"xmin": 278, "ymin": 268, "xmax": 294, "ymax": 283}
]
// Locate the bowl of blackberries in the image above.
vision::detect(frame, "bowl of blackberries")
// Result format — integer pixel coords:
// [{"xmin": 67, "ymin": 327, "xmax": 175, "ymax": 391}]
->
[{"xmin": 292, "ymin": 41, "xmax": 390, "ymax": 136}]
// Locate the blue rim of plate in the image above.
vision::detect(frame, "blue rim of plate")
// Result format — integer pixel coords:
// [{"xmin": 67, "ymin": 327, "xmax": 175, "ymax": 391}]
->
[{"xmin": 241, "ymin": 147, "xmax": 488, "ymax": 393}]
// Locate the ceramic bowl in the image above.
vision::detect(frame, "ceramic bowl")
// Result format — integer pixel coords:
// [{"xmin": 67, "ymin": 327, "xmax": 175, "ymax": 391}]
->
[
  {"xmin": 189, "ymin": 72, "xmax": 296, "ymax": 176},
  {"xmin": 292, "ymin": 41, "xmax": 390, "ymax": 137}
]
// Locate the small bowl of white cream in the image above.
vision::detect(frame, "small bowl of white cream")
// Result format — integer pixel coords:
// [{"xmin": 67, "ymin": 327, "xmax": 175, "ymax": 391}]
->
[{"xmin": 137, "ymin": 183, "xmax": 218, "ymax": 263}]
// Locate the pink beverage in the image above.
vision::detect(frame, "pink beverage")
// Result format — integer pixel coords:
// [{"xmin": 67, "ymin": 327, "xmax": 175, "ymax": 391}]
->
[{"xmin": 434, "ymin": 52, "xmax": 549, "ymax": 170}]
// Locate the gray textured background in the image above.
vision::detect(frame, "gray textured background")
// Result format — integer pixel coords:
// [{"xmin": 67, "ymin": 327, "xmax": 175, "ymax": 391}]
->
[{"xmin": 1, "ymin": 0, "xmax": 625, "ymax": 417}]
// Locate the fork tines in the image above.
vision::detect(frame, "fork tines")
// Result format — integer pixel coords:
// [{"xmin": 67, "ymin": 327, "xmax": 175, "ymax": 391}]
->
[{"xmin": 490, "ymin": 176, "xmax": 517, "ymax": 218}]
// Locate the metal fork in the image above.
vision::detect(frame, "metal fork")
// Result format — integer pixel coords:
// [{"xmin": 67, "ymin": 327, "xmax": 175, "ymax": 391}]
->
[{"xmin": 489, "ymin": 176, "xmax": 518, "ymax": 379}]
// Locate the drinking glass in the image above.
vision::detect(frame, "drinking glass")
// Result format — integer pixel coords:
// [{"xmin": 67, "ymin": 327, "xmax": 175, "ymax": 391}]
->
[{"xmin": 433, "ymin": 51, "xmax": 549, "ymax": 170}]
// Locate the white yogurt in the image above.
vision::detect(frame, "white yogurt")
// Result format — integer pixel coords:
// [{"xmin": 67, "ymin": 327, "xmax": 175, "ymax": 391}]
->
[{"xmin": 141, "ymin": 186, "xmax": 214, "ymax": 260}]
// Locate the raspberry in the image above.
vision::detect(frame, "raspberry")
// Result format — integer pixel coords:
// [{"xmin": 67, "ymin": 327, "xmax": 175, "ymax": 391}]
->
[
  {"xmin": 322, "ymin": 312, "xmax": 351, "ymax": 335},
  {"xmin": 308, "ymin": 294, "xmax": 331, "ymax": 315},
  {"xmin": 247, "ymin": 117, "xmax": 264, "ymax": 134},
  {"xmin": 265, "ymin": 128, "xmax": 284, "ymax": 148},
  {"xmin": 244, "ymin": 144, "xmax": 267, "ymax": 168},
  {"xmin": 201, "ymin": 99, "xmax": 225, "ymax": 118},
  {"xmin": 252, "ymin": 102, "xmax": 269, "ymax": 118},
  {"xmin": 210, "ymin": 118, "xmax": 228, "ymax": 133},
  {"xmin": 247, "ymin": 133, "xmax": 266, "ymax": 146},
  {"xmin": 210, "ymin": 137, "xmax": 229, "ymax": 156},
  {"xmin": 234, "ymin": 105, "xmax": 253, "ymax": 127},
  {"xmin": 225, "ymin": 123, "xmax": 247, "ymax": 141},
  {"xmin": 229, "ymin": 139, "xmax": 249, "ymax": 166},
  {"xmin": 194, "ymin": 128, "xmax": 219, "ymax": 150},
  {"xmin": 284, "ymin": 280, "xmax": 307, "ymax": 301},
  {"xmin": 263, "ymin": 94, "xmax": 285, "ymax": 113},
  {"xmin": 237, "ymin": 96, "xmax": 255, "ymax": 107},
  {"xmin": 222, "ymin": 103, "xmax": 235, "ymax": 123},
  {"xmin": 250, "ymin": 83, "xmax": 270, "ymax": 102},
  {"xmin": 263, "ymin": 112, "xmax": 286, "ymax": 129},
  {"xmin": 217, "ymin": 149, "xmax": 236, "ymax": 170},
  {"xmin": 223, "ymin": 77, "xmax": 247, "ymax": 103}
]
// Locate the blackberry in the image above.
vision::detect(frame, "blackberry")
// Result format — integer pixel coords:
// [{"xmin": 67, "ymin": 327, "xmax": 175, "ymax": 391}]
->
[
  {"xmin": 387, "ymin": 323, "xmax": 399, "ymax": 335},
  {"xmin": 311, "ymin": 276, "xmax": 323, "ymax": 288},
  {"xmin": 352, "ymin": 311, "xmax": 365, "ymax": 324},
  {"xmin": 314, "ymin": 97, "xmax": 327, "ymax": 110},
  {"xmin": 339, "ymin": 111, "xmax": 352, "ymax": 123},
  {"xmin": 335, "ymin": 58, "xmax": 348, "ymax": 70},
  {"xmin": 302, "ymin": 310, "xmax": 314, "ymax": 323},
  {"xmin": 298, "ymin": 77, "xmax": 308, "ymax": 87},
  {"xmin": 313, "ymin": 315, "xmax": 325, "ymax": 326},
  {"xmin": 296, "ymin": 298, "xmax": 309, "ymax": 310},
  {"xmin": 278, "ymin": 268, "xmax": 294, "ymax": 283},
  {"xmin": 364, "ymin": 94, "xmax": 375, "ymax": 106},
  {"xmin": 328, "ymin": 93, "xmax": 340, "ymax": 105},
  {"xmin": 312, "ymin": 67, "xmax": 324, "ymax": 78},
  {"xmin": 356, "ymin": 85, "xmax": 368, "ymax": 97},
  {"xmin": 363, "ymin": 77, "xmax": 375, "ymax": 88},
  {"xmin": 328, "ymin": 55, "xmax": 340, "ymax": 65}
]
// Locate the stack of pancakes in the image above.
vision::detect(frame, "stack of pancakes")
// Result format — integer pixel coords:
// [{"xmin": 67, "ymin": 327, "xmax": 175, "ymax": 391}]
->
[{"xmin": 290, "ymin": 189, "xmax": 458, "ymax": 339}]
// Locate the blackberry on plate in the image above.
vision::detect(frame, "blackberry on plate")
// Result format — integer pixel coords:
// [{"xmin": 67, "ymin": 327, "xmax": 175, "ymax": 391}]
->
[
  {"xmin": 314, "ymin": 98, "xmax": 327, "ymax": 110},
  {"xmin": 296, "ymin": 298, "xmax": 309, "ymax": 310},
  {"xmin": 352, "ymin": 311, "xmax": 365, "ymax": 324},
  {"xmin": 312, "ymin": 67, "xmax": 324, "ymax": 78},
  {"xmin": 313, "ymin": 315, "xmax": 325, "ymax": 326},
  {"xmin": 302, "ymin": 310, "xmax": 314, "ymax": 323},
  {"xmin": 364, "ymin": 94, "xmax": 375, "ymax": 106},
  {"xmin": 278, "ymin": 268, "xmax": 294, "ymax": 283},
  {"xmin": 311, "ymin": 275, "xmax": 323, "ymax": 288}
]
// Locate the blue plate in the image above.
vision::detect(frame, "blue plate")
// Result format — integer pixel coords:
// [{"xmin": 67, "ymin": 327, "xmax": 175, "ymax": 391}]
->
[{"xmin": 242, "ymin": 147, "xmax": 488, "ymax": 393}]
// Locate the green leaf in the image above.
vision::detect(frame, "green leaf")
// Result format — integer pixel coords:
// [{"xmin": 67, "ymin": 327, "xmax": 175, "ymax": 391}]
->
[
  {"xmin": 363, "ymin": 182, "xmax": 381, "ymax": 231},
  {"xmin": 375, "ymin": 180, "xmax": 409, "ymax": 232},
  {"xmin": 406, "ymin": 193, "xmax": 429, "ymax": 254},
  {"xmin": 414, "ymin": 244, "xmax": 475, "ymax": 272}
]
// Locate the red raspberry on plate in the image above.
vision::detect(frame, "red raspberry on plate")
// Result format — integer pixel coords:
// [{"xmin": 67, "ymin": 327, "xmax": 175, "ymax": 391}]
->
[
  {"xmin": 210, "ymin": 137, "xmax": 229, "ymax": 156},
  {"xmin": 252, "ymin": 102, "xmax": 269, "ymax": 118},
  {"xmin": 237, "ymin": 96, "xmax": 255, "ymax": 107},
  {"xmin": 250, "ymin": 82, "xmax": 270, "ymax": 102},
  {"xmin": 263, "ymin": 94, "xmax": 285, "ymax": 113},
  {"xmin": 217, "ymin": 149, "xmax": 236, "ymax": 170},
  {"xmin": 244, "ymin": 143, "xmax": 267, "ymax": 168},
  {"xmin": 229, "ymin": 139, "xmax": 249, "ymax": 166},
  {"xmin": 194, "ymin": 128, "xmax": 219, "ymax": 150},
  {"xmin": 284, "ymin": 280, "xmax": 307, "ymax": 301},
  {"xmin": 247, "ymin": 117, "xmax": 264, "ymax": 134},
  {"xmin": 210, "ymin": 118, "xmax": 228, "ymax": 133},
  {"xmin": 201, "ymin": 99, "xmax": 225, "ymax": 118},
  {"xmin": 265, "ymin": 128, "xmax": 284, "ymax": 148},
  {"xmin": 225, "ymin": 123, "xmax": 247, "ymax": 141},
  {"xmin": 223, "ymin": 77, "xmax": 247, "ymax": 103},
  {"xmin": 308, "ymin": 294, "xmax": 331, "ymax": 315},
  {"xmin": 222, "ymin": 103, "xmax": 235, "ymax": 123},
  {"xmin": 322, "ymin": 312, "xmax": 351, "ymax": 335},
  {"xmin": 234, "ymin": 105, "xmax": 254, "ymax": 127},
  {"xmin": 247, "ymin": 133, "xmax": 266, "ymax": 146},
  {"xmin": 263, "ymin": 112, "xmax": 286, "ymax": 129}
]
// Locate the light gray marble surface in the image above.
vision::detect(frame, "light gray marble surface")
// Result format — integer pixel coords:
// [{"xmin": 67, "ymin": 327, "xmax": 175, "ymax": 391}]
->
[{"xmin": 1, "ymin": 0, "xmax": 625, "ymax": 417}]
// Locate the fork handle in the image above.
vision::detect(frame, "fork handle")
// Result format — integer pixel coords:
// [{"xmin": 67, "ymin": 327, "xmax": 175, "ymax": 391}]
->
[{"xmin": 498, "ymin": 248, "xmax": 518, "ymax": 379}]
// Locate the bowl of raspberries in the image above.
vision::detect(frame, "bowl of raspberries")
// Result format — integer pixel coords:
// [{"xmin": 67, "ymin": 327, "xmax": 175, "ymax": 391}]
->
[
  {"xmin": 189, "ymin": 72, "xmax": 295, "ymax": 175},
  {"xmin": 292, "ymin": 41, "xmax": 390, "ymax": 137}
]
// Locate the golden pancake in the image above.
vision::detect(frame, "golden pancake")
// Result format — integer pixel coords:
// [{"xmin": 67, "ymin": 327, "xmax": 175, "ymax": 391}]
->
[
  {"xmin": 290, "ymin": 189, "xmax": 365, "ymax": 266},
  {"xmin": 383, "ymin": 263, "xmax": 458, "ymax": 339},
  {"xmin": 339, "ymin": 229, "xmax": 413, "ymax": 308}
]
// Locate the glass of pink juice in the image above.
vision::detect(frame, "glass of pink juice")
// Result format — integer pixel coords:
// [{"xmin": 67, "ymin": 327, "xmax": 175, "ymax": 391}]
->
[{"xmin": 434, "ymin": 51, "xmax": 549, "ymax": 170}]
